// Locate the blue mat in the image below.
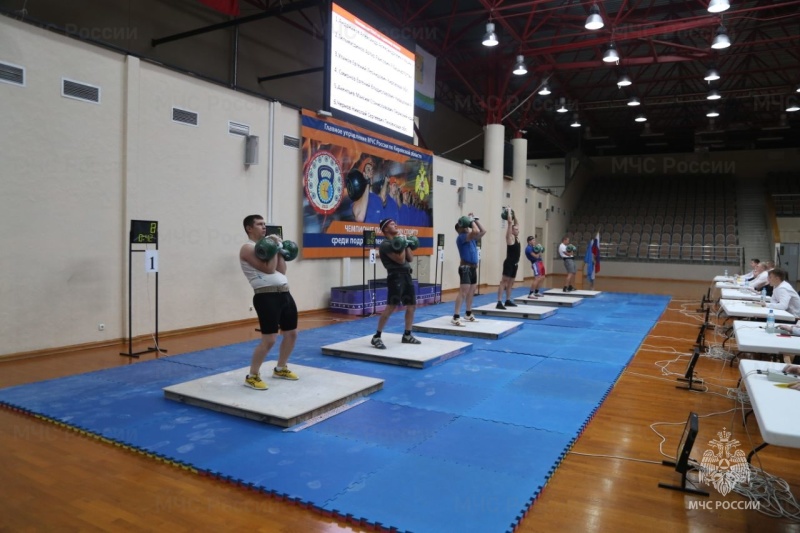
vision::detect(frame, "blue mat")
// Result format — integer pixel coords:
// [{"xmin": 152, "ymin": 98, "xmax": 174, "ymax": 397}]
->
[{"xmin": 0, "ymin": 290, "xmax": 668, "ymax": 532}]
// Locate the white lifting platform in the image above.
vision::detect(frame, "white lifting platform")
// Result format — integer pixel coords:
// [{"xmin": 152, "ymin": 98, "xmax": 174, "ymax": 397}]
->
[
  {"xmin": 321, "ymin": 333, "xmax": 472, "ymax": 368},
  {"xmin": 542, "ymin": 288, "xmax": 601, "ymax": 298},
  {"xmin": 513, "ymin": 294, "xmax": 584, "ymax": 307},
  {"xmin": 470, "ymin": 303, "xmax": 558, "ymax": 320},
  {"xmin": 412, "ymin": 316, "xmax": 524, "ymax": 340},
  {"xmin": 163, "ymin": 364, "xmax": 383, "ymax": 428}
]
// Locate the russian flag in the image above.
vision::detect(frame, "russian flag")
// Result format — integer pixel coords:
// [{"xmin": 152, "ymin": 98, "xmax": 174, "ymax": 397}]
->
[{"xmin": 585, "ymin": 232, "xmax": 600, "ymax": 284}]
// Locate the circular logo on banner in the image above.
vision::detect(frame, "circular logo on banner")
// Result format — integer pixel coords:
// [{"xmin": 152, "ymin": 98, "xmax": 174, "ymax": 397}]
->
[{"xmin": 304, "ymin": 151, "xmax": 343, "ymax": 215}]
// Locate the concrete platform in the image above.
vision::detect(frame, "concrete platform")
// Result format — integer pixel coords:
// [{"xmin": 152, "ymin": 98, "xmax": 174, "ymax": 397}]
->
[
  {"xmin": 412, "ymin": 315, "xmax": 524, "ymax": 340},
  {"xmin": 163, "ymin": 364, "xmax": 383, "ymax": 428},
  {"xmin": 514, "ymin": 295, "xmax": 584, "ymax": 307},
  {"xmin": 543, "ymin": 288, "xmax": 601, "ymax": 298},
  {"xmin": 470, "ymin": 303, "xmax": 558, "ymax": 320},
  {"xmin": 321, "ymin": 333, "xmax": 472, "ymax": 368}
]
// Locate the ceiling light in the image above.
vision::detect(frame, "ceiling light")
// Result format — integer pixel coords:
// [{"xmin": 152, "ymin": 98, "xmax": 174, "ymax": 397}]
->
[
  {"xmin": 706, "ymin": 109, "xmax": 720, "ymax": 117},
  {"xmin": 571, "ymin": 114, "xmax": 581, "ymax": 128},
  {"xmin": 512, "ymin": 55, "xmax": 527, "ymax": 75},
  {"xmin": 585, "ymin": 4, "xmax": 604, "ymax": 30},
  {"xmin": 796, "ymin": 84, "xmax": 800, "ymax": 93},
  {"xmin": 538, "ymin": 84, "xmax": 551, "ymax": 96},
  {"xmin": 708, "ymin": 0, "xmax": 730, "ymax": 14},
  {"xmin": 704, "ymin": 68, "xmax": 721, "ymax": 82},
  {"xmin": 617, "ymin": 73, "xmax": 632, "ymax": 87},
  {"xmin": 635, "ymin": 114, "xmax": 647, "ymax": 122},
  {"xmin": 602, "ymin": 43, "xmax": 620, "ymax": 63},
  {"xmin": 707, "ymin": 90, "xmax": 722, "ymax": 100},
  {"xmin": 627, "ymin": 97, "xmax": 641, "ymax": 106},
  {"xmin": 482, "ymin": 22, "xmax": 498, "ymax": 47},
  {"xmin": 557, "ymin": 97, "xmax": 568, "ymax": 113},
  {"xmin": 711, "ymin": 26, "xmax": 731, "ymax": 50},
  {"xmin": 787, "ymin": 98, "xmax": 800, "ymax": 112}
]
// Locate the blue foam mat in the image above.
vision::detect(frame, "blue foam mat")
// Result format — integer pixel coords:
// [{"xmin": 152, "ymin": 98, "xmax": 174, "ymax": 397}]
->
[
  {"xmin": 324, "ymin": 453, "xmax": 536, "ymax": 533},
  {"xmin": 0, "ymin": 289, "xmax": 668, "ymax": 532}
]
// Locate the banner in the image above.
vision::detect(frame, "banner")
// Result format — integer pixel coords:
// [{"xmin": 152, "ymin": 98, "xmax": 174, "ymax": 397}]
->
[
  {"xmin": 301, "ymin": 110, "xmax": 434, "ymax": 258},
  {"xmin": 414, "ymin": 45, "xmax": 436, "ymax": 111}
]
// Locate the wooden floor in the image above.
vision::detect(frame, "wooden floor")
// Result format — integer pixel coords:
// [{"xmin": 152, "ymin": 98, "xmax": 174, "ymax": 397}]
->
[{"xmin": 2, "ymin": 277, "xmax": 799, "ymax": 532}]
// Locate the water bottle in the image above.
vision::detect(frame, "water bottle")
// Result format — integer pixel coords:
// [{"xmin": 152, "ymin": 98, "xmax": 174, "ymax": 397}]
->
[
  {"xmin": 761, "ymin": 288, "xmax": 766, "ymax": 304},
  {"xmin": 766, "ymin": 309, "xmax": 775, "ymax": 334},
  {"xmin": 724, "ymin": 268, "xmax": 728, "ymax": 277}
]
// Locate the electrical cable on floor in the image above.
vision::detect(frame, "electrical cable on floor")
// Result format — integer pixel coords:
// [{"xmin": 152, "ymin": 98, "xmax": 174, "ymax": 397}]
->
[{"xmin": 567, "ymin": 451, "xmax": 661, "ymax": 465}]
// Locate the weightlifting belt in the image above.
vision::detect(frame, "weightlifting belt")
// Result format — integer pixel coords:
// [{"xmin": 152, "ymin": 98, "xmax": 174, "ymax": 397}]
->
[
  {"xmin": 460, "ymin": 261, "xmax": 477, "ymax": 267},
  {"xmin": 255, "ymin": 284, "xmax": 290, "ymax": 294}
]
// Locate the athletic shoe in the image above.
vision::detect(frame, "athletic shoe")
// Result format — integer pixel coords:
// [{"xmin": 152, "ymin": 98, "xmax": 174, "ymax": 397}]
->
[
  {"xmin": 528, "ymin": 292, "xmax": 535, "ymax": 299},
  {"xmin": 273, "ymin": 367, "xmax": 299, "ymax": 380},
  {"xmin": 568, "ymin": 286, "xmax": 575, "ymax": 292},
  {"xmin": 496, "ymin": 302, "xmax": 506, "ymax": 310},
  {"xmin": 451, "ymin": 317, "xmax": 465, "ymax": 327},
  {"xmin": 464, "ymin": 314, "xmax": 478, "ymax": 322},
  {"xmin": 563, "ymin": 286, "xmax": 568, "ymax": 292},
  {"xmin": 371, "ymin": 336, "xmax": 387, "ymax": 349},
  {"xmin": 401, "ymin": 334, "xmax": 421, "ymax": 344},
  {"xmin": 244, "ymin": 374, "xmax": 268, "ymax": 390},
  {"xmin": 504, "ymin": 300, "xmax": 518, "ymax": 307}
]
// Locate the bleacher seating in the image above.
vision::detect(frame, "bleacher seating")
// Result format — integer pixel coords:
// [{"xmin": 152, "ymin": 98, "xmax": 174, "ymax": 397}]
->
[{"xmin": 567, "ymin": 175, "xmax": 739, "ymax": 264}]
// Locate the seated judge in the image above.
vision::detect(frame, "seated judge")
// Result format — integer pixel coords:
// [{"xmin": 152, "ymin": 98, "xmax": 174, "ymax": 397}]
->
[
  {"xmin": 777, "ymin": 319, "xmax": 800, "ymax": 335},
  {"xmin": 748, "ymin": 262, "xmax": 769, "ymax": 292},
  {"xmin": 761, "ymin": 268, "xmax": 800, "ymax": 317},
  {"xmin": 780, "ymin": 363, "xmax": 800, "ymax": 390},
  {"xmin": 741, "ymin": 258, "xmax": 760, "ymax": 281}
]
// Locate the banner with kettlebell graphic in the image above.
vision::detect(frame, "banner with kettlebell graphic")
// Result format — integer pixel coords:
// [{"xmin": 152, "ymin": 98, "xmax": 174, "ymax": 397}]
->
[{"xmin": 300, "ymin": 109, "xmax": 434, "ymax": 258}]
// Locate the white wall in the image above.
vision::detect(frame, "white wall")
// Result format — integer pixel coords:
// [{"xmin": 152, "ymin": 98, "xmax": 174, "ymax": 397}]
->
[
  {"xmin": 1, "ymin": 20, "xmax": 126, "ymax": 353},
  {"xmin": 778, "ymin": 218, "xmax": 800, "ymax": 244},
  {"xmin": 526, "ymin": 158, "xmax": 569, "ymax": 195},
  {"xmin": 1, "ymin": 16, "xmax": 570, "ymax": 357}
]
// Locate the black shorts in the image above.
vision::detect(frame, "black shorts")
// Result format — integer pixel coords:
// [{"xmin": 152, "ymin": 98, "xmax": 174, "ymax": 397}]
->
[
  {"xmin": 502, "ymin": 259, "xmax": 518, "ymax": 278},
  {"xmin": 253, "ymin": 292, "xmax": 298, "ymax": 334},
  {"xmin": 386, "ymin": 270, "xmax": 416, "ymax": 306},
  {"xmin": 458, "ymin": 264, "xmax": 478, "ymax": 285}
]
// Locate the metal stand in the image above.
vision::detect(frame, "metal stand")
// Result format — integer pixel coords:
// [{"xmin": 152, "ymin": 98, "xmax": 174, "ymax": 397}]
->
[
  {"xmin": 696, "ymin": 288, "xmax": 712, "ymax": 312},
  {"xmin": 120, "ymin": 220, "xmax": 166, "ymax": 359},
  {"xmin": 658, "ymin": 463, "xmax": 710, "ymax": 496},
  {"xmin": 434, "ymin": 233, "xmax": 444, "ymax": 304},
  {"xmin": 475, "ymin": 240, "xmax": 482, "ymax": 295},
  {"xmin": 362, "ymin": 229, "xmax": 377, "ymax": 317},
  {"xmin": 676, "ymin": 374, "xmax": 705, "ymax": 391}
]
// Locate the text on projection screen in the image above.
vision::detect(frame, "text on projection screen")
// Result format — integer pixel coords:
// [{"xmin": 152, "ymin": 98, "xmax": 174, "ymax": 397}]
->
[{"xmin": 330, "ymin": 4, "xmax": 415, "ymax": 139}]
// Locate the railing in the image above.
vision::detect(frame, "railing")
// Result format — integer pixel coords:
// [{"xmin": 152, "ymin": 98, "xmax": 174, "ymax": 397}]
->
[
  {"xmin": 772, "ymin": 194, "xmax": 800, "ymax": 217},
  {"xmin": 564, "ymin": 242, "xmax": 742, "ymax": 265}
]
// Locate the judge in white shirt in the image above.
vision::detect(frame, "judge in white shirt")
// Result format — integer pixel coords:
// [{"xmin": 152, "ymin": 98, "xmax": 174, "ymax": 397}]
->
[
  {"xmin": 741, "ymin": 258, "xmax": 760, "ymax": 281},
  {"xmin": 781, "ymin": 360, "xmax": 800, "ymax": 390},
  {"xmin": 761, "ymin": 268, "xmax": 800, "ymax": 317},
  {"xmin": 748, "ymin": 262, "xmax": 769, "ymax": 291},
  {"xmin": 777, "ymin": 320, "xmax": 800, "ymax": 335}
]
